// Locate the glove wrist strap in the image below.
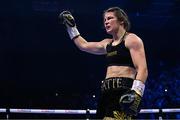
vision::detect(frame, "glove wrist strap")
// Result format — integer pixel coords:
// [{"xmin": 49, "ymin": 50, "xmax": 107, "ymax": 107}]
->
[
  {"xmin": 131, "ymin": 79, "xmax": 145, "ymax": 96},
  {"xmin": 67, "ymin": 26, "xmax": 80, "ymax": 40}
]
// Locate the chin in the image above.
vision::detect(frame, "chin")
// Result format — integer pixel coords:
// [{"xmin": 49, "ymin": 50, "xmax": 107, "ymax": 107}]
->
[{"xmin": 106, "ymin": 30, "xmax": 113, "ymax": 35}]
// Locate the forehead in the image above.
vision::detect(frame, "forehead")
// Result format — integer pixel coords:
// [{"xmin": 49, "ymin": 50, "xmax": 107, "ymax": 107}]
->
[{"xmin": 104, "ymin": 11, "xmax": 115, "ymax": 18}]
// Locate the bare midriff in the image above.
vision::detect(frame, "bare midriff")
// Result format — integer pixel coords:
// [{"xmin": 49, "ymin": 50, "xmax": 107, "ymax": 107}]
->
[{"xmin": 105, "ymin": 66, "xmax": 136, "ymax": 79}]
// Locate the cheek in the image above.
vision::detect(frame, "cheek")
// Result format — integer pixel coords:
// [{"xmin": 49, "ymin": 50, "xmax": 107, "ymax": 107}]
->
[
  {"xmin": 111, "ymin": 21, "xmax": 117, "ymax": 26},
  {"xmin": 111, "ymin": 23, "xmax": 117, "ymax": 30},
  {"xmin": 113, "ymin": 22, "xmax": 120, "ymax": 29}
]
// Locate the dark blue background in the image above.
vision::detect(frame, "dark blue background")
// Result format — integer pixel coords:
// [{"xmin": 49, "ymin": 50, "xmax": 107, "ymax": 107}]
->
[{"xmin": 0, "ymin": 0, "xmax": 179, "ymax": 118}]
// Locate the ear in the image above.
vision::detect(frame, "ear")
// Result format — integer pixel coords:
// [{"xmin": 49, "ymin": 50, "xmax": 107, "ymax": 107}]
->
[{"xmin": 120, "ymin": 21, "xmax": 124, "ymax": 25}]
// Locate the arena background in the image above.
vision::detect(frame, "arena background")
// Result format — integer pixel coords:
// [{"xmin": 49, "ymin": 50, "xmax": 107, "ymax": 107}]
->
[{"xmin": 0, "ymin": 0, "xmax": 180, "ymax": 119}]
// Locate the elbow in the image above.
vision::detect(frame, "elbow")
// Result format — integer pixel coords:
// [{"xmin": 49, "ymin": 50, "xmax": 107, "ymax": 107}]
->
[
  {"xmin": 142, "ymin": 67, "xmax": 148, "ymax": 81},
  {"xmin": 144, "ymin": 68, "xmax": 148, "ymax": 79},
  {"xmin": 140, "ymin": 66, "xmax": 148, "ymax": 78}
]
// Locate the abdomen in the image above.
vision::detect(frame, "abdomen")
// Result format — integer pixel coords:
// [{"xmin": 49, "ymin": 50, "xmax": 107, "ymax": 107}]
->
[{"xmin": 105, "ymin": 66, "xmax": 136, "ymax": 79}]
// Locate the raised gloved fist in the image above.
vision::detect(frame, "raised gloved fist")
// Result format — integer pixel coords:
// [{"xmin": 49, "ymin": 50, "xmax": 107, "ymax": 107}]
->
[
  {"xmin": 59, "ymin": 11, "xmax": 76, "ymax": 27},
  {"xmin": 119, "ymin": 90, "xmax": 142, "ymax": 116},
  {"xmin": 58, "ymin": 10, "xmax": 80, "ymax": 40}
]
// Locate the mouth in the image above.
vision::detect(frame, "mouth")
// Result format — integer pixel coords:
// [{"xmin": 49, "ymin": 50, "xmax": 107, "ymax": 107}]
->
[{"xmin": 106, "ymin": 26, "xmax": 110, "ymax": 30}]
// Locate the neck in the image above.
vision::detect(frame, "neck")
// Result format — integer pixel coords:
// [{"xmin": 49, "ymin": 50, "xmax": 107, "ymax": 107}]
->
[{"xmin": 113, "ymin": 28, "xmax": 126, "ymax": 41}]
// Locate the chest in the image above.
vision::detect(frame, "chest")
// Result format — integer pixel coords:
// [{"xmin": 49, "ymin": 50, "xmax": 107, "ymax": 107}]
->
[{"xmin": 106, "ymin": 42, "xmax": 130, "ymax": 57}]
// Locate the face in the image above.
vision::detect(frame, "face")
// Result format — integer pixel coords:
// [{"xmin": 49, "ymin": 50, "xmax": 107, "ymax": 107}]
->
[{"xmin": 104, "ymin": 12, "xmax": 120, "ymax": 35}]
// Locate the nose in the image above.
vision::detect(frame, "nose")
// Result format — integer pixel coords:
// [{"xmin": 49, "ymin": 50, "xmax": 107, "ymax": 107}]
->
[{"xmin": 104, "ymin": 20, "xmax": 109, "ymax": 26}]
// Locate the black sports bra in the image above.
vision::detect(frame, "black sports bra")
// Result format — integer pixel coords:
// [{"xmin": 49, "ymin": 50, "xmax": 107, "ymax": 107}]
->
[{"xmin": 106, "ymin": 33, "xmax": 135, "ymax": 68}]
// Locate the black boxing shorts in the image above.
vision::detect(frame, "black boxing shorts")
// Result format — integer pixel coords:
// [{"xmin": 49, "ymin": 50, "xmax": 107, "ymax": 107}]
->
[{"xmin": 96, "ymin": 77, "xmax": 134, "ymax": 119}]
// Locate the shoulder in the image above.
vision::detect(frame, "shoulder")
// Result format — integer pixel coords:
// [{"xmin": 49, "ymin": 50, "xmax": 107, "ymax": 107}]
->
[
  {"xmin": 100, "ymin": 38, "xmax": 112, "ymax": 46},
  {"xmin": 125, "ymin": 33, "xmax": 144, "ymax": 49},
  {"xmin": 101, "ymin": 38, "xmax": 113, "ymax": 43}
]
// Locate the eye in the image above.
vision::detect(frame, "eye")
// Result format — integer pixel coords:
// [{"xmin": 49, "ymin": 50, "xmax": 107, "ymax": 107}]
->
[
  {"xmin": 108, "ymin": 16, "xmax": 114, "ymax": 20},
  {"xmin": 104, "ymin": 16, "xmax": 114, "ymax": 23}
]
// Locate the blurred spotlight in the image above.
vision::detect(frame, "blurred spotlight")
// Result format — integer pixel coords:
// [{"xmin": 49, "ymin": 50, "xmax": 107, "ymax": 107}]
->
[{"xmin": 55, "ymin": 93, "xmax": 59, "ymax": 96}]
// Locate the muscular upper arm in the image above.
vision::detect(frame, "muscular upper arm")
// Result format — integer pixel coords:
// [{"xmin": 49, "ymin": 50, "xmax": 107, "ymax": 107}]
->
[
  {"xmin": 74, "ymin": 36, "xmax": 112, "ymax": 55},
  {"xmin": 125, "ymin": 34, "xmax": 148, "ymax": 81}
]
